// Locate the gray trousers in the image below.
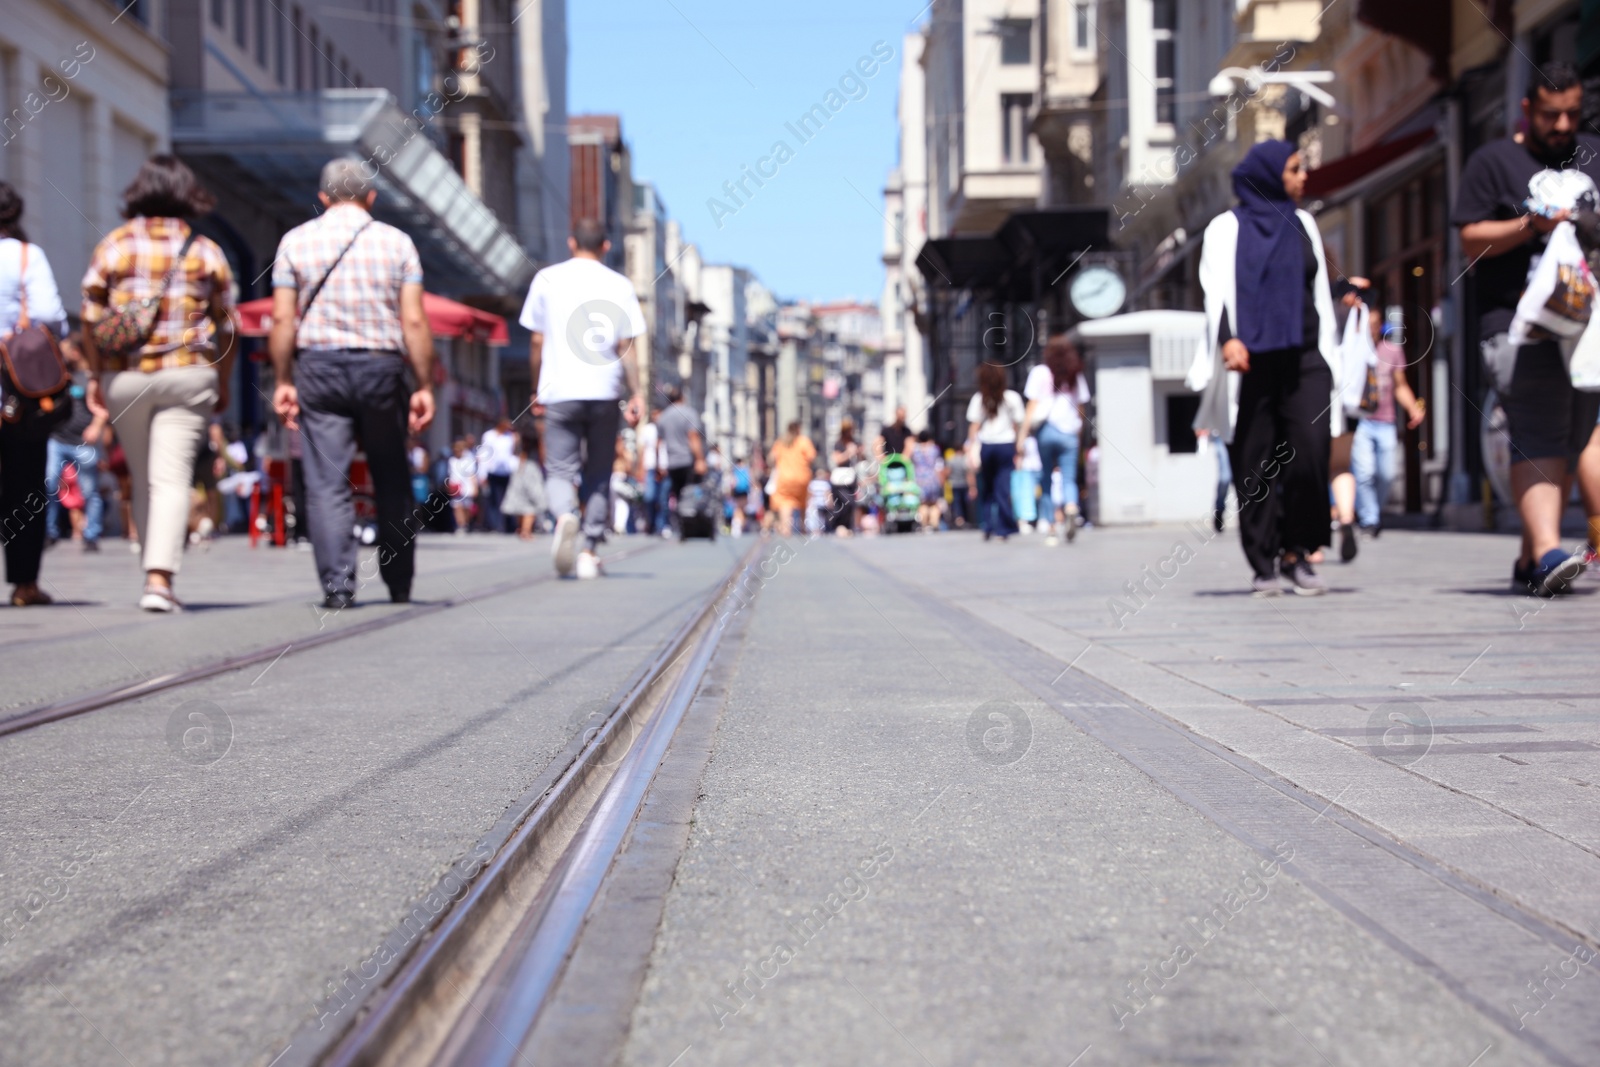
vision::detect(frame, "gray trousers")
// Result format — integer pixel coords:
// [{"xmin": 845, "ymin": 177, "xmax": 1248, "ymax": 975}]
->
[
  {"xmin": 543, "ymin": 398, "xmax": 620, "ymax": 547},
  {"xmin": 297, "ymin": 350, "xmax": 416, "ymax": 598}
]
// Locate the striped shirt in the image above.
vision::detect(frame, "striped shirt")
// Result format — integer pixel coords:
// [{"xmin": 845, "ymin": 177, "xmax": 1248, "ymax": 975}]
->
[
  {"xmin": 272, "ymin": 203, "xmax": 423, "ymax": 353},
  {"xmin": 81, "ymin": 217, "xmax": 237, "ymax": 372}
]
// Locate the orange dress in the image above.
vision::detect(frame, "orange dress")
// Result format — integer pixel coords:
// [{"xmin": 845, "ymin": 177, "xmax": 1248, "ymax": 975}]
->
[{"xmin": 768, "ymin": 435, "xmax": 816, "ymax": 510}]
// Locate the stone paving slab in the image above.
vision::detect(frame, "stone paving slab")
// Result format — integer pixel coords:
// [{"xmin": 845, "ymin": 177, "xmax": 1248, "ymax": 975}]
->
[{"xmin": 622, "ymin": 539, "xmax": 1541, "ymax": 1067}]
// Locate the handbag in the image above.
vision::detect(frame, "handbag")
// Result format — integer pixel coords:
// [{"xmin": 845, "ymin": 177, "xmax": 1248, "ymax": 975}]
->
[
  {"xmin": 89, "ymin": 229, "xmax": 199, "ymax": 364},
  {"xmin": 0, "ymin": 243, "xmax": 71, "ymax": 429}
]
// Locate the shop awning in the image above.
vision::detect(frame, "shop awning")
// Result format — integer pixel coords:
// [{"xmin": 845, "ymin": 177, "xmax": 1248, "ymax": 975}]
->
[
  {"xmin": 236, "ymin": 292, "xmax": 509, "ymax": 344},
  {"xmin": 915, "ymin": 207, "xmax": 1111, "ymax": 298},
  {"xmin": 173, "ymin": 89, "xmax": 534, "ymax": 299},
  {"xmin": 1305, "ymin": 128, "xmax": 1436, "ymax": 200}
]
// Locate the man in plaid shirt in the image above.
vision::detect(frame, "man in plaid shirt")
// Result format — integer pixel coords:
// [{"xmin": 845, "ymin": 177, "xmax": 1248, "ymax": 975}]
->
[{"xmin": 268, "ymin": 158, "xmax": 436, "ymax": 609}]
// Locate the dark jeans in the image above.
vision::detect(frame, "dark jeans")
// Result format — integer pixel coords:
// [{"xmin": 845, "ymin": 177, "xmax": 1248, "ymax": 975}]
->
[
  {"xmin": 0, "ymin": 424, "xmax": 49, "ymax": 586},
  {"xmin": 666, "ymin": 464, "xmax": 696, "ymax": 534},
  {"xmin": 296, "ymin": 349, "xmax": 416, "ymax": 599},
  {"xmin": 977, "ymin": 442, "xmax": 1018, "ymax": 536},
  {"xmin": 484, "ymin": 472, "xmax": 510, "ymax": 532},
  {"xmin": 543, "ymin": 398, "xmax": 621, "ymax": 547},
  {"xmin": 1233, "ymin": 345, "xmax": 1333, "ymax": 579}
]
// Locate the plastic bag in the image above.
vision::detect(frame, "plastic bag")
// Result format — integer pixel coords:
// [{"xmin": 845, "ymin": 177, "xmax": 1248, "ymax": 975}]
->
[
  {"xmin": 1509, "ymin": 220, "xmax": 1595, "ymax": 346},
  {"xmin": 1564, "ymin": 309, "xmax": 1600, "ymax": 391},
  {"xmin": 1337, "ymin": 305, "xmax": 1377, "ymax": 416}
]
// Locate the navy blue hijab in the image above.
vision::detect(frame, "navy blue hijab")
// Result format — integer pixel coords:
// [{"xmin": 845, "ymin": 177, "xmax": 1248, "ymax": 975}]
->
[{"xmin": 1231, "ymin": 140, "xmax": 1305, "ymax": 352}]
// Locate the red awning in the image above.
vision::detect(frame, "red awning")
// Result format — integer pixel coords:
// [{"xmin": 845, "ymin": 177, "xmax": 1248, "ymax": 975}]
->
[
  {"xmin": 1304, "ymin": 129, "xmax": 1436, "ymax": 200},
  {"xmin": 236, "ymin": 292, "xmax": 510, "ymax": 346}
]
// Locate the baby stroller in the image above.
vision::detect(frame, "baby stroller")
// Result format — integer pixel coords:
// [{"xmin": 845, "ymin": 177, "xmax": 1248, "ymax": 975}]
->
[{"xmin": 877, "ymin": 454, "xmax": 920, "ymax": 534}]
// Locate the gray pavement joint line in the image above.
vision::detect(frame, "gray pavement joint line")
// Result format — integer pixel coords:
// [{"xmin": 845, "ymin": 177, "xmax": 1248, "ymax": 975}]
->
[
  {"xmin": 848, "ymin": 553, "xmax": 1593, "ymax": 1067},
  {"xmin": 965, "ymin": 590, "xmax": 1600, "ymax": 864},
  {"xmin": 444, "ymin": 576, "xmax": 552, "ymax": 683},
  {"xmin": 0, "ymin": 542, "xmax": 663, "ymax": 739},
  {"xmin": 305, "ymin": 545, "xmax": 760, "ymax": 1067},
  {"xmin": 433, "ymin": 547, "xmax": 764, "ymax": 1067}
]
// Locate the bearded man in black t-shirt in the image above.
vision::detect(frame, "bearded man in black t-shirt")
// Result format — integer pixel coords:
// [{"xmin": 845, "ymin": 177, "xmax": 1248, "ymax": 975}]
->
[{"xmin": 1453, "ymin": 60, "xmax": 1600, "ymax": 596}]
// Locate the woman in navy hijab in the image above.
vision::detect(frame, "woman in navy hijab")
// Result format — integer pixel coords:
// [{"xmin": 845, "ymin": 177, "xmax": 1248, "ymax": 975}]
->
[{"xmin": 1194, "ymin": 140, "xmax": 1340, "ymax": 596}]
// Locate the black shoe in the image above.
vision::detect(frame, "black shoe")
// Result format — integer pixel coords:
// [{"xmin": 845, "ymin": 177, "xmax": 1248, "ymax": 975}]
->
[
  {"xmin": 323, "ymin": 591, "xmax": 355, "ymax": 610},
  {"xmin": 389, "ymin": 587, "xmax": 411, "ymax": 604},
  {"xmin": 1338, "ymin": 523, "xmax": 1357, "ymax": 563},
  {"xmin": 82, "ymin": 540, "xmax": 100, "ymax": 554},
  {"xmin": 1511, "ymin": 558, "xmax": 1535, "ymax": 594},
  {"xmin": 1212, "ymin": 509, "xmax": 1224, "ymax": 534}
]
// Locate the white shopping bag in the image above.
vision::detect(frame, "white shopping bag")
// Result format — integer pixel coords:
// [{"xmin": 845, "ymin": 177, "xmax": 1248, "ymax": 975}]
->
[
  {"xmin": 1565, "ymin": 308, "xmax": 1600, "ymax": 391},
  {"xmin": 1509, "ymin": 220, "xmax": 1595, "ymax": 346},
  {"xmin": 1337, "ymin": 305, "xmax": 1376, "ymax": 416}
]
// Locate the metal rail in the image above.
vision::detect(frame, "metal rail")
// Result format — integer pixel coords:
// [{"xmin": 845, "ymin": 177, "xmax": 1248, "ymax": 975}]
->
[
  {"xmin": 313, "ymin": 542, "xmax": 761, "ymax": 1067},
  {"xmin": 0, "ymin": 543, "xmax": 661, "ymax": 739}
]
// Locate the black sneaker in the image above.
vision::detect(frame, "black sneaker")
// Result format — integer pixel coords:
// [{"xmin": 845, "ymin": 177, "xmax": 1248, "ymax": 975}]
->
[
  {"xmin": 1251, "ymin": 573, "xmax": 1284, "ymax": 597},
  {"xmin": 1212, "ymin": 509, "xmax": 1224, "ymax": 534},
  {"xmin": 1338, "ymin": 523, "xmax": 1357, "ymax": 563},
  {"xmin": 1284, "ymin": 557, "xmax": 1327, "ymax": 596},
  {"xmin": 1511, "ymin": 558, "xmax": 1535, "ymax": 594},
  {"xmin": 389, "ymin": 587, "xmax": 411, "ymax": 604},
  {"xmin": 82, "ymin": 540, "xmax": 101, "ymax": 554},
  {"xmin": 323, "ymin": 591, "xmax": 355, "ymax": 610}
]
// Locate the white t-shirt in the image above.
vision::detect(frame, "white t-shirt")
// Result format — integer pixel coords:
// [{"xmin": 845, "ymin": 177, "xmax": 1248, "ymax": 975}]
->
[
  {"xmin": 966, "ymin": 390, "xmax": 1026, "ymax": 444},
  {"xmin": 636, "ymin": 422, "xmax": 665, "ymax": 473},
  {"xmin": 1023, "ymin": 364, "xmax": 1091, "ymax": 435},
  {"xmin": 480, "ymin": 427, "xmax": 517, "ymax": 476},
  {"xmin": 519, "ymin": 257, "xmax": 646, "ymax": 403}
]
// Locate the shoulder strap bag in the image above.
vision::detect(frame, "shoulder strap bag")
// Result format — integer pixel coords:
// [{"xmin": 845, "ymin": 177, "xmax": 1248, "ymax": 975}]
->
[
  {"xmin": 0, "ymin": 243, "xmax": 68, "ymax": 399},
  {"xmin": 294, "ymin": 219, "xmax": 373, "ymax": 351},
  {"xmin": 89, "ymin": 227, "xmax": 200, "ymax": 364}
]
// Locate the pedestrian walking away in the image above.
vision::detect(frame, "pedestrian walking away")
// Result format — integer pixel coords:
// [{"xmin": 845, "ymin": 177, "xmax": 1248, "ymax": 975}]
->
[
  {"xmin": 829, "ymin": 418, "xmax": 865, "ymax": 536},
  {"xmin": 0, "ymin": 181, "xmax": 73, "ymax": 606},
  {"xmin": 81, "ymin": 156, "xmax": 238, "ymax": 613},
  {"xmin": 1191, "ymin": 139, "xmax": 1340, "ymax": 597},
  {"xmin": 267, "ymin": 158, "xmax": 436, "ymax": 610},
  {"xmin": 910, "ymin": 430, "xmax": 945, "ymax": 531},
  {"xmin": 767, "ymin": 420, "xmax": 816, "ymax": 537},
  {"xmin": 479, "ymin": 417, "xmax": 517, "ymax": 533},
  {"xmin": 967, "ymin": 361, "xmax": 1026, "ymax": 541},
  {"xmin": 447, "ymin": 439, "xmax": 479, "ymax": 534},
  {"xmin": 521, "ymin": 217, "xmax": 645, "ymax": 579},
  {"xmin": 500, "ymin": 426, "xmax": 547, "ymax": 540},
  {"xmin": 1454, "ymin": 60, "xmax": 1600, "ymax": 597},
  {"xmin": 1024, "ymin": 334, "xmax": 1091, "ymax": 546},
  {"xmin": 656, "ymin": 383, "xmax": 707, "ymax": 537},
  {"xmin": 45, "ymin": 335, "xmax": 109, "ymax": 554}
]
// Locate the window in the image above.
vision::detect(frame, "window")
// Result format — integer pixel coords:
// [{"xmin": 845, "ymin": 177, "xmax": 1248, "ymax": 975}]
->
[
  {"xmin": 1002, "ymin": 93, "xmax": 1033, "ymax": 164},
  {"xmin": 274, "ymin": 7, "xmax": 286, "ymax": 83},
  {"xmin": 254, "ymin": 0, "xmax": 267, "ymax": 65},
  {"xmin": 309, "ymin": 26, "xmax": 320, "ymax": 88},
  {"xmin": 211, "ymin": 0, "xmax": 225, "ymax": 28},
  {"xmin": 292, "ymin": 8, "xmax": 305, "ymax": 89},
  {"xmin": 233, "ymin": 0, "xmax": 247, "ymax": 47},
  {"xmin": 1073, "ymin": 2, "xmax": 1092, "ymax": 51},
  {"xmin": 997, "ymin": 18, "xmax": 1031, "ymax": 65},
  {"xmin": 1152, "ymin": 0, "xmax": 1176, "ymax": 123}
]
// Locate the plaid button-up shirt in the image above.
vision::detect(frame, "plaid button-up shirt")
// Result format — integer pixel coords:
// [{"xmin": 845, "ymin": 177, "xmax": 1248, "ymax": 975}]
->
[
  {"xmin": 272, "ymin": 203, "xmax": 423, "ymax": 354},
  {"xmin": 81, "ymin": 217, "xmax": 237, "ymax": 372}
]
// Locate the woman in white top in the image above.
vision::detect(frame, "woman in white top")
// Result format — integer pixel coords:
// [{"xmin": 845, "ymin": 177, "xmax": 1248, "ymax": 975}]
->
[
  {"xmin": 0, "ymin": 182, "xmax": 74, "ymax": 606},
  {"xmin": 1023, "ymin": 336, "xmax": 1092, "ymax": 546},
  {"xmin": 965, "ymin": 360, "xmax": 1026, "ymax": 541},
  {"xmin": 1191, "ymin": 140, "xmax": 1340, "ymax": 596}
]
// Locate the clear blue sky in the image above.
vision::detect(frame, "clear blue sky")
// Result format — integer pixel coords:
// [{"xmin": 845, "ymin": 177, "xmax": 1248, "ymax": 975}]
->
[{"xmin": 569, "ymin": 1, "xmax": 926, "ymax": 305}]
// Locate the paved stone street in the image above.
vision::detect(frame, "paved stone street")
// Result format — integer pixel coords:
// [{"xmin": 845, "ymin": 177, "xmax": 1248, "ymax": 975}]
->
[{"xmin": 2, "ymin": 525, "xmax": 1595, "ymax": 1066}]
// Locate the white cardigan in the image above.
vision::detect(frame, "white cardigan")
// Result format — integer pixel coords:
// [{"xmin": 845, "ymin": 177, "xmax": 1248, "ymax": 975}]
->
[{"xmin": 1186, "ymin": 208, "xmax": 1342, "ymax": 441}]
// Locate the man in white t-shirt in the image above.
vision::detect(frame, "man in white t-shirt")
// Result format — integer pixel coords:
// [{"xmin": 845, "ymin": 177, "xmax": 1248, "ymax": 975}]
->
[
  {"xmin": 520, "ymin": 218, "xmax": 646, "ymax": 578},
  {"xmin": 478, "ymin": 418, "xmax": 518, "ymax": 533}
]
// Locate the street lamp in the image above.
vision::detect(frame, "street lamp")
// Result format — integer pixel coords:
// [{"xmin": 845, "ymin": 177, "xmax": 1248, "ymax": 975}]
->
[{"xmin": 1209, "ymin": 66, "xmax": 1337, "ymax": 110}]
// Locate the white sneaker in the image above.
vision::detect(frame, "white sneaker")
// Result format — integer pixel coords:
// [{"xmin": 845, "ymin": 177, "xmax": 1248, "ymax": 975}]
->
[
  {"xmin": 552, "ymin": 514, "xmax": 580, "ymax": 577},
  {"xmin": 139, "ymin": 585, "xmax": 182, "ymax": 612},
  {"xmin": 576, "ymin": 550, "xmax": 602, "ymax": 580},
  {"xmin": 1045, "ymin": 523, "xmax": 1060, "ymax": 547}
]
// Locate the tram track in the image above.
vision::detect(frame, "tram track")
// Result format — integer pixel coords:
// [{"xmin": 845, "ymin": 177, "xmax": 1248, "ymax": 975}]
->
[
  {"xmin": 0, "ymin": 541, "xmax": 664, "ymax": 739},
  {"xmin": 241, "ymin": 540, "xmax": 764, "ymax": 1067}
]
